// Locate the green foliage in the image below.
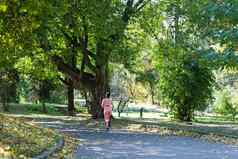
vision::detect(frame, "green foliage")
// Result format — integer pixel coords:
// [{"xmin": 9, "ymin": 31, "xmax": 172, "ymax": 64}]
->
[
  {"xmin": 2, "ymin": 0, "xmax": 238, "ymax": 121},
  {"xmin": 48, "ymin": 88, "xmax": 67, "ymax": 104},
  {"xmin": 26, "ymin": 104, "xmax": 62, "ymax": 115},
  {"xmin": 158, "ymin": 48, "xmax": 215, "ymax": 121},
  {"xmin": 137, "ymin": 0, "xmax": 238, "ymax": 122},
  {"xmin": 136, "ymin": 69, "xmax": 159, "ymax": 104},
  {"xmin": 214, "ymin": 90, "xmax": 237, "ymax": 120},
  {"xmin": 75, "ymin": 106, "xmax": 88, "ymax": 114},
  {"xmin": 186, "ymin": 0, "xmax": 238, "ymax": 69}
]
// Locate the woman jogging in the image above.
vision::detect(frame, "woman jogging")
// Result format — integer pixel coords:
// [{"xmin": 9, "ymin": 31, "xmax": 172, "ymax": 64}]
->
[{"xmin": 101, "ymin": 92, "xmax": 113, "ymax": 130}]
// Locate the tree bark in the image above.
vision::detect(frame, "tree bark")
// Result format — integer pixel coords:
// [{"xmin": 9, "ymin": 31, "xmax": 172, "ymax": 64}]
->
[
  {"xmin": 42, "ymin": 101, "xmax": 47, "ymax": 113},
  {"xmin": 90, "ymin": 40, "xmax": 110, "ymax": 118},
  {"xmin": 66, "ymin": 46, "xmax": 77, "ymax": 115},
  {"xmin": 67, "ymin": 79, "xmax": 75, "ymax": 116},
  {"xmin": 149, "ymin": 82, "xmax": 155, "ymax": 104},
  {"xmin": 2, "ymin": 92, "xmax": 9, "ymax": 112},
  {"xmin": 39, "ymin": 80, "xmax": 51, "ymax": 113}
]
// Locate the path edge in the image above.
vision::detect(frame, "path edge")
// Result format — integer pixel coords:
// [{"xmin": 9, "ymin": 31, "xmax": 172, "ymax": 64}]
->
[{"xmin": 32, "ymin": 137, "xmax": 64, "ymax": 159}]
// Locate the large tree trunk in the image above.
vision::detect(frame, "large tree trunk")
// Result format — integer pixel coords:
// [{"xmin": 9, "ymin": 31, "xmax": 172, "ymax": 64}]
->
[
  {"xmin": 93, "ymin": 67, "xmax": 108, "ymax": 118},
  {"xmin": 39, "ymin": 80, "xmax": 51, "ymax": 113},
  {"xmin": 64, "ymin": 31, "xmax": 78, "ymax": 115},
  {"xmin": 80, "ymin": 1, "xmax": 143, "ymax": 118},
  {"xmin": 90, "ymin": 40, "xmax": 110, "ymax": 118},
  {"xmin": 42, "ymin": 101, "xmax": 47, "ymax": 113},
  {"xmin": 2, "ymin": 92, "xmax": 9, "ymax": 112},
  {"xmin": 149, "ymin": 82, "xmax": 155, "ymax": 104},
  {"xmin": 51, "ymin": 51, "xmax": 109, "ymax": 118},
  {"xmin": 67, "ymin": 79, "xmax": 75, "ymax": 116}
]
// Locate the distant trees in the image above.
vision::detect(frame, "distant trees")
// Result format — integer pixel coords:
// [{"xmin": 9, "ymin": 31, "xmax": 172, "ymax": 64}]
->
[{"xmin": 136, "ymin": 69, "xmax": 159, "ymax": 104}]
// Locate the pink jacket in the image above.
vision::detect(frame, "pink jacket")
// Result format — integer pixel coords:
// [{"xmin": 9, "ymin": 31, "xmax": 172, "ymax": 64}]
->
[{"xmin": 101, "ymin": 98, "xmax": 112, "ymax": 112}]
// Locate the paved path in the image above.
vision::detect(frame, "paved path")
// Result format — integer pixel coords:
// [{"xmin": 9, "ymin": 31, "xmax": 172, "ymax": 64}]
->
[
  {"xmin": 34, "ymin": 120, "xmax": 238, "ymax": 159},
  {"xmin": 74, "ymin": 130, "xmax": 238, "ymax": 159}
]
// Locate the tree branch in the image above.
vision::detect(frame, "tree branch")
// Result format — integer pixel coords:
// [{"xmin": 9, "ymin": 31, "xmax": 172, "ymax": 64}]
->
[
  {"xmin": 80, "ymin": 22, "xmax": 97, "ymax": 73},
  {"xmin": 133, "ymin": 0, "xmax": 144, "ymax": 9},
  {"xmin": 135, "ymin": 0, "xmax": 150, "ymax": 12},
  {"xmin": 58, "ymin": 75, "xmax": 70, "ymax": 85},
  {"xmin": 60, "ymin": 29, "xmax": 72, "ymax": 42},
  {"xmin": 51, "ymin": 55, "xmax": 81, "ymax": 81},
  {"xmin": 50, "ymin": 55, "xmax": 96, "ymax": 90},
  {"xmin": 122, "ymin": 0, "xmax": 135, "ymax": 23},
  {"xmin": 122, "ymin": 0, "xmax": 150, "ymax": 23},
  {"xmin": 87, "ymin": 49, "xmax": 96, "ymax": 60},
  {"xmin": 85, "ymin": 55, "xmax": 97, "ymax": 73}
]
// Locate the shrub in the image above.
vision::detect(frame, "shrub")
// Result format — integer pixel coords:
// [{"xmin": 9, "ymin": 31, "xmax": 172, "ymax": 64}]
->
[
  {"xmin": 214, "ymin": 90, "xmax": 237, "ymax": 120},
  {"xmin": 158, "ymin": 51, "xmax": 215, "ymax": 121},
  {"xmin": 75, "ymin": 106, "xmax": 88, "ymax": 113}
]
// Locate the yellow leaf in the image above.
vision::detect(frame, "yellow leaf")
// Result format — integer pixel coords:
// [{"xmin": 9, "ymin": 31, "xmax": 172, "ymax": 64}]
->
[{"xmin": 0, "ymin": 3, "xmax": 7, "ymax": 12}]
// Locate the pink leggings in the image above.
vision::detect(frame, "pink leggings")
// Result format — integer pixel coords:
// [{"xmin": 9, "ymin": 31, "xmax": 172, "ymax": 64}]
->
[{"xmin": 104, "ymin": 111, "xmax": 112, "ymax": 126}]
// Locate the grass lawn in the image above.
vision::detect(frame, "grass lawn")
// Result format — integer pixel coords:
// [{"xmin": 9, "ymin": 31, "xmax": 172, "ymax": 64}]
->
[
  {"xmin": 195, "ymin": 115, "xmax": 238, "ymax": 125},
  {"xmin": 4, "ymin": 103, "xmax": 66, "ymax": 116}
]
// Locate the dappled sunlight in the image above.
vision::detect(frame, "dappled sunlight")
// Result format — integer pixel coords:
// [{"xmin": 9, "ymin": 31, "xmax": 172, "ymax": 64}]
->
[
  {"xmin": 3, "ymin": 110, "xmax": 238, "ymax": 158},
  {"xmin": 126, "ymin": 123, "xmax": 143, "ymax": 130},
  {"xmin": 75, "ymin": 129, "xmax": 238, "ymax": 159},
  {"xmin": 0, "ymin": 146, "xmax": 11, "ymax": 159},
  {"xmin": 0, "ymin": 114, "xmax": 59, "ymax": 158},
  {"xmin": 32, "ymin": 120, "xmax": 64, "ymax": 125}
]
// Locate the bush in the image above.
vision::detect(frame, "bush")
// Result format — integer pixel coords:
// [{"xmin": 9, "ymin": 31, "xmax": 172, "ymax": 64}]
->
[
  {"xmin": 214, "ymin": 90, "xmax": 237, "ymax": 120},
  {"xmin": 158, "ymin": 50, "xmax": 215, "ymax": 121},
  {"xmin": 75, "ymin": 106, "xmax": 88, "ymax": 113}
]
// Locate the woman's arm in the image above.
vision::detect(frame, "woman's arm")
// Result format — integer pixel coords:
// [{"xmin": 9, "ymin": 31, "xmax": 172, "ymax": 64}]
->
[{"xmin": 101, "ymin": 99, "xmax": 104, "ymax": 108}]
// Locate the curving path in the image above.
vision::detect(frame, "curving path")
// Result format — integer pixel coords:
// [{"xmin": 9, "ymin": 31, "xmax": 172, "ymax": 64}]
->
[
  {"xmin": 74, "ymin": 129, "xmax": 238, "ymax": 159},
  {"xmin": 34, "ymin": 119, "xmax": 238, "ymax": 159}
]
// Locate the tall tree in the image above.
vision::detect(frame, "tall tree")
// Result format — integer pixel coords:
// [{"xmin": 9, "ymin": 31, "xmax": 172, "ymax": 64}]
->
[
  {"xmin": 138, "ymin": 0, "xmax": 217, "ymax": 121},
  {"xmin": 50, "ymin": 0, "xmax": 151, "ymax": 118},
  {"xmin": 1, "ymin": 0, "xmax": 150, "ymax": 118}
]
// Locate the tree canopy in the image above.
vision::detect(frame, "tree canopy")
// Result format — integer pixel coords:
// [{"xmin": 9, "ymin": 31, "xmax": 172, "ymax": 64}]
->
[{"xmin": 1, "ymin": 0, "xmax": 238, "ymax": 121}]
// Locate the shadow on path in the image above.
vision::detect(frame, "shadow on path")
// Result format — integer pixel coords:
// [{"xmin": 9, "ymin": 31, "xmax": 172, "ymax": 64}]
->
[
  {"xmin": 74, "ymin": 130, "xmax": 238, "ymax": 159},
  {"xmin": 33, "ymin": 119, "xmax": 238, "ymax": 159}
]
